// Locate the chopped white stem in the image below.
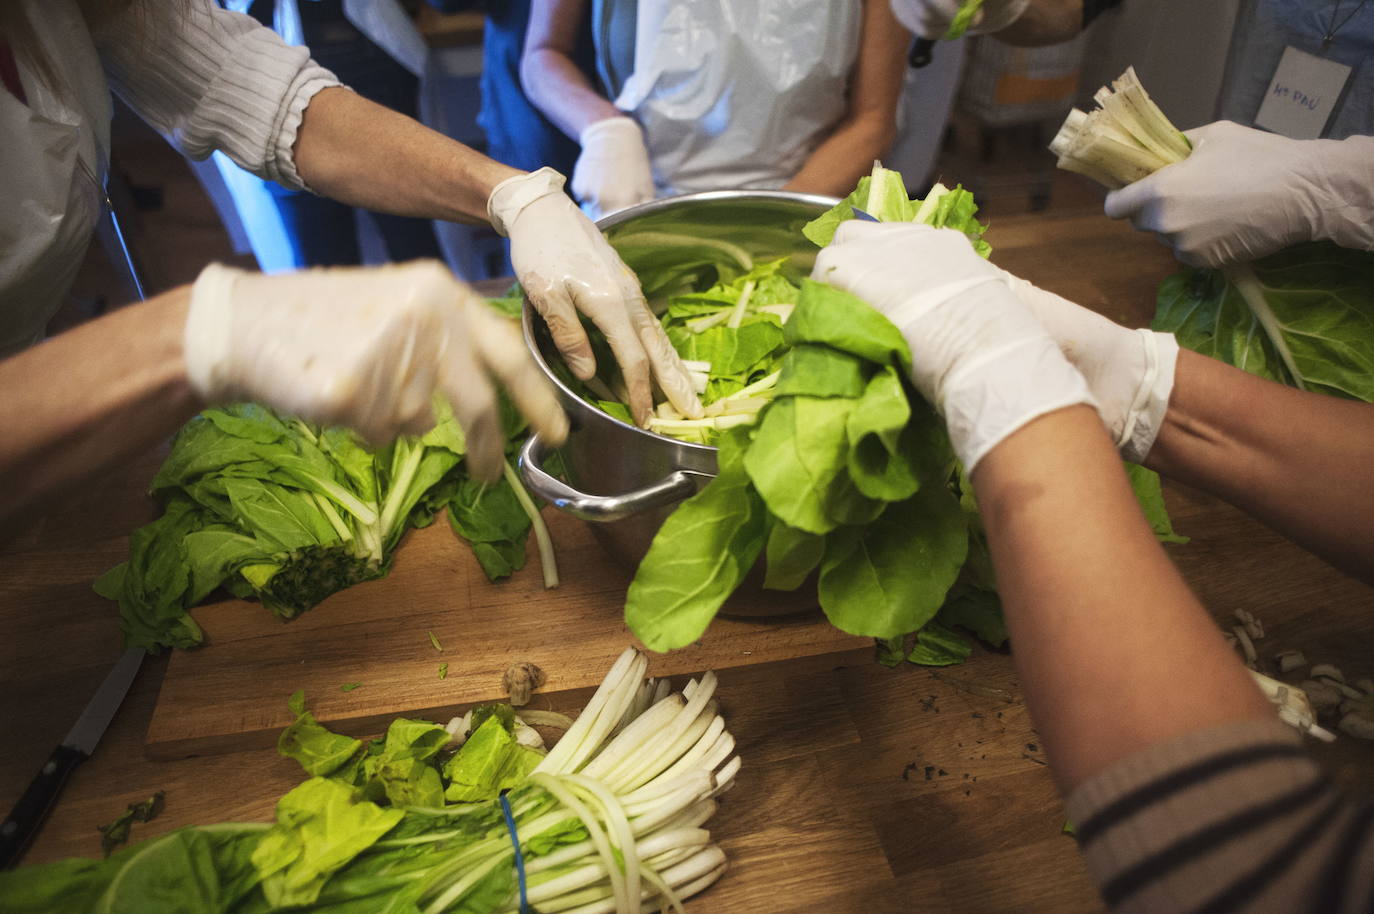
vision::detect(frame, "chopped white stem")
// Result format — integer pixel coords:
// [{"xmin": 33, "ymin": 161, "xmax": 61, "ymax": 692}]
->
[
  {"xmin": 518, "ymin": 709, "xmax": 575, "ymax": 729},
  {"xmin": 655, "ymin": 401, "xmax": 683, "ymax": 421},
  {"xmin": 912, "ymin": 182, "xmax": 948, "ymax": 224},
  {"xmin": 725, "ymin": 370, "xmax": 781, "ymax": 400},
  {"xmin": 678, "ymin": 359, "xmax": 710, "ymax": 372},
  {"xmin": 686, "ymin": 309, "xmax": 733, "ymax": 333},
  {"xmin": 702, "ymin": 396, "xmax": 770, "ymax": 418},
  {"xmin": 757, "ymin": 303, "xmax": 795, "ymax": 323},
  {"xmin": 647, "ymin": 414, "xmax": 756, "ymax": 434},
  {"xmin": 688, "ymin": 372, "xmax": 709, "ymax": 394},
  {"xmin": 725, "ymin": 279, "xmax": 757, "ymax": 330},
  {"xmin": 1225, "ymin": 263, "xmax": 1307, "ymax": 391},
  {"xmin": 502, "ymin": 458, "xmax": 559, "ymax": 589}
]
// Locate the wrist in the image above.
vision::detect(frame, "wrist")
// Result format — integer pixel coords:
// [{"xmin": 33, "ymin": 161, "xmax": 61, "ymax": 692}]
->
[
  {"xmin": 486, "ymin": 167, "xmax": 568, "ymax": 236},
  {"xmin": 184, "ymin": 264, "xmax": 243, "ymax": 402},
  {"xmin": 1312, "ymin": 135, "xmax": 1374, "ymax": 250}
]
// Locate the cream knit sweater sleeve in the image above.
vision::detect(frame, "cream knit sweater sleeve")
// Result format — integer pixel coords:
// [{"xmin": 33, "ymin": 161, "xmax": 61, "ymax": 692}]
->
[{"xmin": 92, "ymin": 0, "xmax": 343, "ymax": 191}]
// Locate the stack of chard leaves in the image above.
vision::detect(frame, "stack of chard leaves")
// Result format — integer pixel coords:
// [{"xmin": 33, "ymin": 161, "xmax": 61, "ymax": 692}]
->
[
  {"xmin": 0, "ymin": 649, "xmax": 738, "ymax": 914},
  {"xmin": 621, "ymin": 165, "xmax": 1184, "ymax": 662},
  {"xmin": 100, "ymin": 387, "xmax": 555, "ymax": 653}
]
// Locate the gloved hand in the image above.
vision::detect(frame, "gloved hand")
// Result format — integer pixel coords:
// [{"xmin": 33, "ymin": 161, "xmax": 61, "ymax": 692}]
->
[
  {"xmin": 812, "ymin": 223, "xmax": 1094, "ymax": 471},
  {"xmin": 570, "ymin": 116, "xmax": 656, "ymax": 221},
  {"xmin": 889, "ymin": 0, "xmax": 1031, "ymax": 38},
  {"xmin": 183, "ymin": 260, "xmax": 567, "ymax": 480},
  {"xmin": 487, "ymin": 167, "xmax": 703, "ymax": 425},
  {"xmin": 1104, "ymin": 121, "xmax": 1374, "ymax": 268},
  {"xmin": 1002, "ymin": 274, "xmax": 1178, "ymax": 464}
]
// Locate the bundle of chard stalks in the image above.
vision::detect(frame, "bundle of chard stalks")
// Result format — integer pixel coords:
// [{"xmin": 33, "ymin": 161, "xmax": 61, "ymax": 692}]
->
[{"xmin": 0, "ymin": 649, "xmax": 739, "ymax": 914}]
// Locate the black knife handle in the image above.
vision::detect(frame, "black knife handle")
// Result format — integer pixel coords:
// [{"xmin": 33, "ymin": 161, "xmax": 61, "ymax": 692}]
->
[
  {"xmin": 909, "ymin": 37, "xmax": 936, "ymax": 68},
  {"xmin": 0, "ymin": 745, "xmax": 87, "ymax": 869}
]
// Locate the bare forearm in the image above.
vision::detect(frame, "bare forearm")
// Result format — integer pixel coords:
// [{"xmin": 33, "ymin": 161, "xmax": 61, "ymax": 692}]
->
[
  {"xmin": 293, "ymin": 88, "xmax": 519, "ymax": 225},
  {"xmin": 522, "ymin": 0, "xmax": 619, "ymax": 141},
  {"xmin": 784, "ymin": 116, "xmax": 899, "ymax": 197},
  {"xmin": 521, "ymin": 48, "xmax": 619, "ymax": 141},
  {"xmin": 973, "ymin": 406, "xmax": 1270, "ymax": 790},
  {"xmin": 997, "ymin": 0, "xmax": 1085, "ymax": 45},
  {"xmin": 0, "ymin": 289, "xmax": 201, "ymax": 529},
  {"xmin": 1146, "ymin": 350, "xmax": 1374, "ymax": 583}
]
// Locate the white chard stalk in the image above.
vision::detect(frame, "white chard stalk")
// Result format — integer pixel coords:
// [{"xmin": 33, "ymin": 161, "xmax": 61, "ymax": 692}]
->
[{"xmin": 1050, "ymin": 66, "xmax": 1191, "ymax": 190}]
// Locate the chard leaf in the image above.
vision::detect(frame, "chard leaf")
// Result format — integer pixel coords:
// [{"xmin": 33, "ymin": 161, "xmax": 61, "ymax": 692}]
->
[
  {"xmin": 785, "ymin": 280, "xmax": 913, "ymax": 374},
  {"xmin": 936, "ymin": 586, "xmax": 1007, "ymax": 647},
  {"xmin": 1125, "ymin": 463, "xmax": 1189, "ymax": 544},
  {"xmin": 96, "ymin": 792, "xmax": 165, "ymax": 858},
  {"xmin": 251, "ymin": 778, "xmax": 403, "ymax": 908},
  {"xmin": 763, "ymin": 522, "xmax": 825, "ymax": 591},
  {"xmin": 358, "ymin": 718, "xmax": 450, "ymax": 808},
  {"xmin": 743, "ymin": 397, "xmax": 852, "ymax": 535},
  {"xmin": 673, "ymin": 320, "xmax": 786, "ymax": 378},
  {"xmin": 447, "ymin": 474, "xmax": 533, "ymax": 582},
  {"xmin": 906, "ymin": 621, "xmax": 974, "ymax": 666},
  {"xmin": 772, "ymin": 345, "xmax": 869, "ymax": 399},
  {"xmin": 818, "ymin": 482, "xmax": 968, "ymax": 638},
  {"xmin": 1153, "ymin": 243, "xmax": 1374, "ymax": 401},
  {"xmin": 944, "ymin": 0, "xmax": 986, "ymax": 38},
  {"xmin": 278, "ymin": 697, "xmax": 363, "ymax": 777},
  {"xmin": 626, "ymin": 429, "xmax": 769, "ymax": 651},
  {"xmin": 442, "ymin": 715, "xmax": 543, "ymax": 802},
  {"xmin": 845, "ymin": 367, "xmax": 920, "ymax": 502}
]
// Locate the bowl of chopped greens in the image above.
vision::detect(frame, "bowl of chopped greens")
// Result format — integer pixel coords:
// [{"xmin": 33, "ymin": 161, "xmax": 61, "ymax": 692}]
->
[{"xmin": 519, "ymin": 190, "xmax": 838, "ymax": 574}]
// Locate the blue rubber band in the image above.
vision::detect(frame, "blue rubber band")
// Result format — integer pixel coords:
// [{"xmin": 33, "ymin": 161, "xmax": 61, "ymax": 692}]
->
[{"xmin": 499, "ymin": 792, "xmax": 530, "ymax": 914}]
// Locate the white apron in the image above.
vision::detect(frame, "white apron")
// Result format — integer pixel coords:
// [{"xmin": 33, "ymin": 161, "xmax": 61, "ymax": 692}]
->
[
  {"xmin": 609, "ymin": 0, "xmax": 863, "ymax": 196},
  {"xmin": 0, "ymin": 0, "xmax": 110, "ymax": 357}
]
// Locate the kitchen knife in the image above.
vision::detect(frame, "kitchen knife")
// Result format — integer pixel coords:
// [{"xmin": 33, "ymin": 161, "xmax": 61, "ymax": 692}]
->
[
  {"xmin": 909, "ymin": 37, "xmax": 936, "ymax": 68},
  {"xmin": 0, "ymin": 646, "xmax": 145, "ymax": 869}
]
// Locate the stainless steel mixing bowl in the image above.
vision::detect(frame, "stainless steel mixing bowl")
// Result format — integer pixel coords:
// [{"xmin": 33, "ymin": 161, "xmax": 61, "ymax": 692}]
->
[{"xmin": 518, "ymin": 191, "xmax": 837, "ymax": 610}]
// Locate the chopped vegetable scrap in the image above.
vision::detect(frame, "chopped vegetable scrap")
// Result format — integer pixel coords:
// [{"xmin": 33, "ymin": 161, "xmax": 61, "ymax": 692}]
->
[
  {"xmin": 428, "ymin": 630, "xmax": 443, "ymax": 653},
  {"xmin": 95, "ymin": 791, "xmax": 164, "ymax": 858},
  {"xmin": 340, "ymin": 682, "xmax": 361, "ymax": 693},
  {"xmin": 0, "ymin": 648, "xmax": 738, "ymax": 914},
  {"xmin": 438, "ymin": 662, "xmax": 449, "ymax": 680}
]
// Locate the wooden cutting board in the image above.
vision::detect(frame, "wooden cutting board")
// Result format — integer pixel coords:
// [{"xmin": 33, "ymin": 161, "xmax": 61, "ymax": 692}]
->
[{"xmin": 146, "ymin": 509, "xmax": 873, "ymax": 759}]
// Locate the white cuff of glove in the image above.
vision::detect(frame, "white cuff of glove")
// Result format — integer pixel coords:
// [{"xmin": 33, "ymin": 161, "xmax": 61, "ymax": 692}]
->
[
  {"xmin": 487, "ymin": 167, "xmax": 567, "ymax": 237},
  {"xmin": 1117, "ymin": 329, "xmax": 1178, "ymax": 464},
  {"xmin": 185, "ymin": 263, "xmax": 242, "ymax": 400},
  {"xmin": 943, "ymin": 332, "xmax": 1098, "ymax": 472}
]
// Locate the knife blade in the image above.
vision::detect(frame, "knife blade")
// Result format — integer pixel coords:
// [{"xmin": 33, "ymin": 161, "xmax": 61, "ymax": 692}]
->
[{"xmin": 0, "ymin": 647, "xmax": 145, "ymax": 869}]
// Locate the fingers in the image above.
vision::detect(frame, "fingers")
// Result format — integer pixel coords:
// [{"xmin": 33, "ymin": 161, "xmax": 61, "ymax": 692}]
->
[
  {"xmin": 1103, "ymin": 177, "xmax": 1155, "ymax": 221},
  {"xmin": 460, "ymin": 298, "xmax": 570, "ymax": 447},
  {"xmin": 523, "ymin": 271, "xmax": 597, "ymax": 379},
  {"xmin": 626, "ymin": 295, "xmax": 703, "ymax": 419},
  {"xmin": 447, "ymin": 363, "xmax": 505, "ymax": 482},
  {"xmin": 597, "ymin": 316, "xmax": 654, "ymax": 426}
]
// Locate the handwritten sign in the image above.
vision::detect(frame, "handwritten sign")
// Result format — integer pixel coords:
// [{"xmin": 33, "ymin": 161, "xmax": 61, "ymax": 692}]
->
[{"xmin": 1255, "ymin": 46, "xmax": 1352, "ymax": 140}]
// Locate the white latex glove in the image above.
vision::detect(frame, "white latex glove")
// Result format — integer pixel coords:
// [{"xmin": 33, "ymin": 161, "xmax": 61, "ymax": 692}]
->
[
  {"xmin": 889, "ymin": 0, "xmax": 1031, "ymax": 38},
  {"xmin": 1003, "ymin": 274, "xmax": 1178, "ymax": 463},
  {"xmin": 813, "ymin": 223, "xmax": 1094, "ymax": 471},
  {"xmin": 1104, "ymin": 121, "xmax": 1374, "ymax": 268},
  {"xmin": 183, "ymin": 261, "xmax": 567, "ymax": 480},
  {"xmin": 487, "ymin": 167, "xmax": 703, "ymax": 425},
  {"xmin": 570, "ymin": 116, "xmax": 656, "ymax": 221}
]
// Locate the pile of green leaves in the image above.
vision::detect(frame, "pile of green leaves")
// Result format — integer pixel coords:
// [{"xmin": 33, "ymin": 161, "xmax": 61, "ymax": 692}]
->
[
  {"xmin": 0, "ymin": 700, "xmax": 575, "ymax": 913},
  {"xmin": 100, "ymin": 390, "xmax": 548, "ymax": 653},
  {"xmin": 623, "ymin": 165, "xmax": 1184, "ymax": 662},
  {"xmin": 1154, "ymin": 242, "xmax": 1374, "ymax": 403},
  {"xmin": 0, "ymin": 649, "xmax": 735, "ymax": 914}
]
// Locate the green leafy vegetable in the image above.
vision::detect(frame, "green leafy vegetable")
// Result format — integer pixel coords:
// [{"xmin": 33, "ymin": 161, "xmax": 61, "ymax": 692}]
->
[
  {"xmin": 0, "ymin": 649, "xmax": 737, "ymax": 914},
  {"xmin": 339, "ymin": 682, "xmax": 361, "ymax": 692},
  {"xmin": 945, "ymin": 0, "xmax": 986, "ymax": 40},
  {"xmin": 438, "ymin": 662, "xmax": 449, "ymax": 679},
  {"xmin": 427, "ymin": 630, "xmax": 443, "ymax": 652},
  {"xmin": 619, "ymin": 164, "xmax": 1182, "ymax": 662},
  {"xmin": 1154, "ymin": 243, "xmax": 1374, "ymax": 402}
]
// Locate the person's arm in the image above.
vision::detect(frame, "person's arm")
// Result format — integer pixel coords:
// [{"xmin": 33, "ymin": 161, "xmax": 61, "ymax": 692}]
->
[
  {"xmin": 292, "ymin": 86, "xmax": 517, "ymax": 225},
  {"xmin": 0, "ymin": 289, "xmax": 198, "ymax": 529},
  {"xmin": 1006, "ymin": 275, "xmax": 1374, "ymax": 583},
  {"xmin": 783, "ymin": 0, "xmax": 908, "ymax": 198},
  {"xmin": 0, "ymin": 263, "xmax": 568, "ymax": 531},
  {"xmin": 996, "ymin": 0, "xmax": 1086, "ymax": 45},
  {"xmin": 521, "ymin": 0, "xmax": 618, "ymax": 141},
  {"xmin": 974, "ymin": 406, "xmax": 1272, "ymax": 788},
  {"xmin": 1147, "ymin": 350, "xmax": 1374, "ymax": 583}
]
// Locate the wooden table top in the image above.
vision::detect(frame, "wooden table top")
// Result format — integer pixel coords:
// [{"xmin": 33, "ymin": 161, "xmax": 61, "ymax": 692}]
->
[{"xmin": 3, "ymin": 204, "xmax": 1372, "ymax": 913}]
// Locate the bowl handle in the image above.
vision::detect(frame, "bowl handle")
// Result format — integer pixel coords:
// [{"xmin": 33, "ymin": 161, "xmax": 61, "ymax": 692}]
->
[{"xmin": 518, "ymin": 435, "xmax": 704, "ymax": 522}]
